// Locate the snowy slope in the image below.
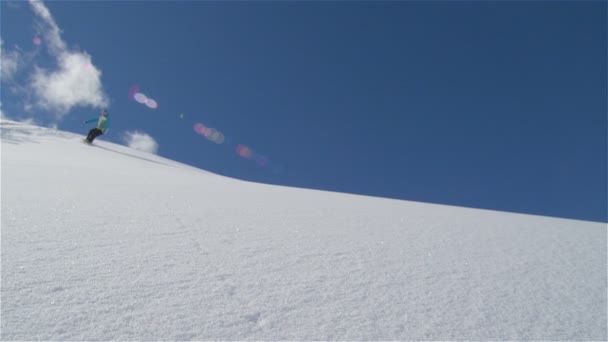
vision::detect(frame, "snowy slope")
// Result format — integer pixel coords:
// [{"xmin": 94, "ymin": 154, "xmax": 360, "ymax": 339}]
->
[{"xmin": 1, "ymin": 119, "xmax": 606, "ymax": 341}]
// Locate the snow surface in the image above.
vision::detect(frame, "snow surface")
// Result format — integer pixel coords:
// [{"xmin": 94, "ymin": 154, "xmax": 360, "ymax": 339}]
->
[{"xmin": 1, "ymin": 119, "xmax": 606, "ymax": 341}]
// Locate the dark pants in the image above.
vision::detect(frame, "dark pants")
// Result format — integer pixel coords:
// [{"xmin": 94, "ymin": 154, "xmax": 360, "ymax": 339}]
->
[{"xmin": 86, "ymin": 128, "xmax": 103, "ymax": 143}]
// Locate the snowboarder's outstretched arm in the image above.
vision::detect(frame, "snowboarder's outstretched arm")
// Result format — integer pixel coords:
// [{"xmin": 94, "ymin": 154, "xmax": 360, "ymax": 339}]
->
[{"xmin": 84, "ymin": 117, "xmax": 110, "ymax": 132}]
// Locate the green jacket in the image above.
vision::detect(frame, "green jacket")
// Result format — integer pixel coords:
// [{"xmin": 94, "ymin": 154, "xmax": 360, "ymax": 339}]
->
[{"xmin": 85, "ymin": 115, "xmax": 110, "ymax": 132}]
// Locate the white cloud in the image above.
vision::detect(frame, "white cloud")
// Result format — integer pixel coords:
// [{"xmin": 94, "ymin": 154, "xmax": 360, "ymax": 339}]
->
[
  {"xmin": 27, "ymin": 0, "xmax": 108, "ymax": 117},
  {"xmin": 0, "ymin": 39, "xmax": 20, "ymax": 81},
  {"xmin": 123, "ymin": 131, "xmax": 159, "ymax": 155},
  {"xmin": 29, "ymin": 0, "xmax": 66, "ymax": 55},
  {"xmin": 30, "ymin": 53, "xmax": 107, "ymax": 114}
]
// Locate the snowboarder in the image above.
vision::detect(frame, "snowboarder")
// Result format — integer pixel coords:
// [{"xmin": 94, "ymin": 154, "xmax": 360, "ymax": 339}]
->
[{"xmin": 84, "ymin": 109, "xmax": 110, "ymax": 143}]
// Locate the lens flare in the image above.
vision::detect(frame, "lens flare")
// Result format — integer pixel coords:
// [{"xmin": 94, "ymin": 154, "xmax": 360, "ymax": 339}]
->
[
  {"xmin": 134, "ymin": 93, "xmax": 148, "ymax": 104},
  {"xmin": 131, "ymin": 88, "xmax": 158, "ymax": 110},
  {"xmin": 125, "ymin": 85, "xmax": 279, "ymax": 171},
  {"xmin": 193, "ymin": 123, "xmax": 276, "ymax": 168},
  {"xmin": 255, "ymin": 155, "xmax": 269, "ymax": 167},
  {"xmin": 214, "ymin": 133, "xmax": 225, "ymax": 144},
  {"xmin": 194, "ymin": 123, "xmax": 205, "ymax": 135},
  {"xmin": 129, "ymin": 85, "xmax": 140, "ymax": 99},
  {"xmin": 210, "ymin": 130, "xmax": 220, "ymax": 141},
  {"xmin": 33, "ymin": 37, "xmax": 42, "ymax": 45},
  {"xmin": 210, "ymin": 130, "xmax": 224, "ymax": 144},
  {"xmin": 145, "ymin": 98, "xmax": 158, "ymax": 109},
  {"xmin": 236, "ymin": 145, "xmax": 253, "ymax": 159},
  {"xmin": 204, "ymin": 128, "xmax": 214, "ymax": 138},
  {"xmin": 194, "ymin": 123, "xmax": 225, "ymax": 144},
  {"xmin": 195, "ymin": 123, "xmax": 209, "ymax": 136}
]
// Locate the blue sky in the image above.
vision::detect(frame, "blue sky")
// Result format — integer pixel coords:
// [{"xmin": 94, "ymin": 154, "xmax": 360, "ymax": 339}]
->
[{"xmin": 1, "ymin": 1, "xmax": 606, "ymax": 222}]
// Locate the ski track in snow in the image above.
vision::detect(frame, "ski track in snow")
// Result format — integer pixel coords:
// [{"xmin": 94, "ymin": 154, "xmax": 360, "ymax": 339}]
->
[{"xmin": 1, "ymin": 120, "xmax": 606, "ymax": 340}]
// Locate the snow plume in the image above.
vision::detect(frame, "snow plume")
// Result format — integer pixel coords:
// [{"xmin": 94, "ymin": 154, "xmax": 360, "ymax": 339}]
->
[
  {"xmin": 0, "ymin": 39, "xmax": 20, "ymax": 81},
  {"xmin": 27, "ymin": 0, "xmax": 108, "ymax": 117},
  {"xmin": 123, "ymin": 131, "xmax": 159, "ymax": 155}
]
